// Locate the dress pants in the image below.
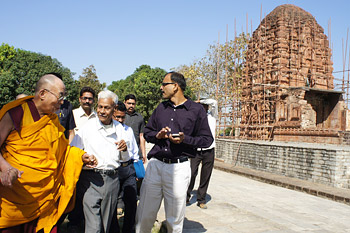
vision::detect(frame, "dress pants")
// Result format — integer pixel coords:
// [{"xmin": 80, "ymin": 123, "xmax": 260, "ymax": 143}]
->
[
  {"xmin": 135, "ymin": 158, "xmax": 191, "ymax": 233},
  {"xmin": 79, "ymin": 170, "xmax": 120, "ymax": 233},
  {"xmin": 110, "ymin": 163, "xmax": 137, "ymax": 233},
  {"xmin": 187, "ymin": 148, "xmax": 215, "ymax": 204}
]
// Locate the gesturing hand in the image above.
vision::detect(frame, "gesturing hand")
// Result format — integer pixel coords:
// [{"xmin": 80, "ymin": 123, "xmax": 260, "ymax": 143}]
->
[
  {"xmin": 116, "ymin": 140, "xmax": 127, "ymax": 151},
  {"xmin": 82, "ymin": 153, "xmax": 98, "ymax": 168},
  {"xmin": 156, "ymin": 127, "xmax": 171, "ymax": 139}
]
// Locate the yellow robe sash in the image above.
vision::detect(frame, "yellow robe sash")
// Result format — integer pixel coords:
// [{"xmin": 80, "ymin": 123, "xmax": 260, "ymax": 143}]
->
[{"xmin": 0, "ymin": 97, "xmax": 85, "ymax": 233}]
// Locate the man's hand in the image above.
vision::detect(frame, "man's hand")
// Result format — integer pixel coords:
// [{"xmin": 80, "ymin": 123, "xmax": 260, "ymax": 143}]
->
[
  {"xmin": 156, "ymin": 127, "xmax": 171, "ymax": 139},
  {"xmin": 142, "ymin": 155, "xmax": 147, "ymax": 164},
  {"xmin": 169, "ymin": 132, "xmax": 185, "ymax": 144},
  {"xmin": 82, "ymin": 153, "xmax": 98, "ymax": 168},
  {"xmin": 116, "ymin": 140, "xmax": 127, "ymax": 151},
  {"xmin": 0, "ymin": 162, "xmax": 23, "ymax": 188}
]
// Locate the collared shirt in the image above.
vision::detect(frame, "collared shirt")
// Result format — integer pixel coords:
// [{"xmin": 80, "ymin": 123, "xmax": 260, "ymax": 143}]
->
[
  {"xmin": 124, "ymin": 111, "xmax": 145, "ymax": 146},
  {"xmin": 72, "ymin": 106, "xmax": 97, "ymax": 132},
  {"xmin": 120, "ymin": 124, "xmax": 139, "ymax": 162},
  {"xmin": 144, "ymin": 99, "xmax": 214, "ymax": 159},
  {"xmin": 198, "ymin": 114, "xmax": 216, "ymax": 150},
  {"xmin": 71, "ymin": 117, "xmax": 125, "ymax": 170}
]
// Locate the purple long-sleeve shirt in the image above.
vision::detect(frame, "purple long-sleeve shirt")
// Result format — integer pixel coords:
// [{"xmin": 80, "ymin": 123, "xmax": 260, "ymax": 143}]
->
[{"xmin": 144, "ymin": 99, "xmax": 214, "ymax": 159}]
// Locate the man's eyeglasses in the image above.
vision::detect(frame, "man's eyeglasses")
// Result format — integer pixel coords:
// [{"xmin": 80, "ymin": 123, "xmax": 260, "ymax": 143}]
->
[
  {"xmin": 161, "ymin": 82, "xmax": 176, "ymax": 86},
  {"xmin": 44, "ymin": 89, "xmax": 66, "ymax": 101},
  {"xmin": 81, "ymin": 97, "xmax": 94, "ymax": 101}
]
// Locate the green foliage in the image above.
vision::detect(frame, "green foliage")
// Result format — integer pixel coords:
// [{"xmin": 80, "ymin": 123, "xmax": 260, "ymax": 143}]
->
[
  {"xmin": 0, "ymin": 44, "xmax": 78, "ymax": 108},
  {"xmin": 0, "ymin": 71, "xmax": 17, "ymax": 106},
  {"xmin": 225, "ymin": 127, "xmax": 234, "ymax": 136},
  {"xmin": 0, "ymin": 43, "xmax": 16, "ymax": 63},
  {"xmin": 108, "ymin": 65, "xmax": 167, "ymax": 122},
  {"xmin": 77, "ymin": 65, "xmax": 106, "ymax": 99}
]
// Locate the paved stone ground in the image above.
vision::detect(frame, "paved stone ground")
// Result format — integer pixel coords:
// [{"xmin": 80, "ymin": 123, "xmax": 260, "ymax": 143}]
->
[
  {"xmin": 60, "ymin": 165, "xmax": 350, "ymax": 233},
  {"xmin": 155, "ymin": 166, "xmax": 350, "ymax": 233},
  {"xmin": 59, "ymin": 143, "xmax": 350, "ymax": 232}
]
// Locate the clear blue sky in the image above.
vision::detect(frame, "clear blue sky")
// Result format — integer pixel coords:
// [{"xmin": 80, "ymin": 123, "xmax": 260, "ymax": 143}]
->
[{"xmin": 1, "ymin": 0, "xmax": 349, "ymax": 88}]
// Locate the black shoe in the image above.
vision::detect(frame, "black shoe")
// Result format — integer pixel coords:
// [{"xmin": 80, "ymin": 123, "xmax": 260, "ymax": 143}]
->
[{"xmin": 197, "ymin": 203, "xmax": 207, "ymax": 209}]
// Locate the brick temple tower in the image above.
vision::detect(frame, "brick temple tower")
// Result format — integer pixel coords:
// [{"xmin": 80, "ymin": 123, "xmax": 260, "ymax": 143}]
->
[{"xmin": 240, "ymin": 4, "xmax": 346, "ymax": 144}]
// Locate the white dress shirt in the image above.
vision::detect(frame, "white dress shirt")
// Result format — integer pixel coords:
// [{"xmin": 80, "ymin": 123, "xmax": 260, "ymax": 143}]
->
[
  {"xmin": 71, "ymin": 117, "xmax": 125, "ymax": 170},
  {"xmin": 72, "ymin": 106, "xmax": 97, "ymax": 132},
  {"xmin": 199, "ymin": 114, "xmax": 216, "ymax": 150},
  {"xmin": 120, "ymin": 124, "xmax": 139, "ymax": 162}
]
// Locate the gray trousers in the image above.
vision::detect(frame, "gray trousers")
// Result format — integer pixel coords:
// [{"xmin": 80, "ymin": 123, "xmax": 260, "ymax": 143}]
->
[{"xmin": 79, "ymin": 170, "xmax": 120, "ymax": 233}]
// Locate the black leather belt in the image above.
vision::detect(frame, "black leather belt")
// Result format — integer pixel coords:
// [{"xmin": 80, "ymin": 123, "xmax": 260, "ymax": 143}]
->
[
  {"xmin": 154, "ymin": 156, "xmax": 188, "ymax": 164},
  {"xmin": 85, "ymin": 168, "xmax": 118, "ymax": 175},
  {"xmin": 120, "ymin": 159, "xmax": 133, "ymax": 167}
]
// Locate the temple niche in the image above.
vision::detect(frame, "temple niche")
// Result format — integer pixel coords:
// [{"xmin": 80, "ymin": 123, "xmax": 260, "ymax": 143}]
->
[{"xmin": 240, "ymin": 4, "xmax": 347, "ymax": 144}]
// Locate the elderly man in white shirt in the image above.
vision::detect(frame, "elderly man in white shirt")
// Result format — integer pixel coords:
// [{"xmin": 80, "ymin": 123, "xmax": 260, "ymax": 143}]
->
[
  {"xmin": 73, "ymin": 87, "xmax": 97, "ymax": 133},
  {"xmin": 71, "ymin": 90, "xmax": 127, "ymax": 233}
]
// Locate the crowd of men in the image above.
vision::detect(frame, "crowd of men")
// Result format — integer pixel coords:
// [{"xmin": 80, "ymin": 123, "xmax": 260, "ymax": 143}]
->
[{"xmin": 0, "ymin": 71, "xmax": 216, "ymax": 233}]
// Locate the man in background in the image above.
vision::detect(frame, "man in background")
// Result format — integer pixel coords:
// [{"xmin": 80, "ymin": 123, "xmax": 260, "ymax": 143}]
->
[
  {"xmin": 124, "ymin": 94, "xmax": 146, "ymax": 163},
  {"xmin": 73, "ymin": 87, "xmax": 97, "ymax": 132},
  {"xmin": 110, "ymin": 101, "xmax": 139, "ymax": 233},
  {"xmin": 15, "ymin": 93, "xmax": 28, "ymax": 100},
  {"xmin": 187, "ymin": 98, "xmax": 217, "ymax": 209},
  {"xmin": 56, "ymin": 99, "xmax": 76, "ymax": 142}
]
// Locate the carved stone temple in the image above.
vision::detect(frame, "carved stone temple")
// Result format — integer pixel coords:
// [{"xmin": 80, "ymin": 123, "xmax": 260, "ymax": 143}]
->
[{"xmin": 240, "ymin": 4, "xmax": 347, "ymax": 144}]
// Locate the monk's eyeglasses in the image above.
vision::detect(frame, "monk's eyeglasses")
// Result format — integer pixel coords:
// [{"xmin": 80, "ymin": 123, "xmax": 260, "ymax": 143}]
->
[{"xmin": 44, "ymin": 89, "xmax": 66, "ymax": 102}]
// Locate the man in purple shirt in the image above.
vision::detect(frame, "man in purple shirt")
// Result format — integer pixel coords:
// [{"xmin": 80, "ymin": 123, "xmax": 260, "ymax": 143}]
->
[{"xmin": 135, "ymin": 72, "xmax": 213, "ymax": 233}]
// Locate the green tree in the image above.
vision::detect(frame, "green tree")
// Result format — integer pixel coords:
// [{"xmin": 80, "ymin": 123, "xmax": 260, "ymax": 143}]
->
[
  {"xmin": 77, "ymin": 65, "xmax": 106, "ymax": 98},
  {"xmin": 108, "ymin": 65, "xmax": 168, "ymax": 121},
  {"xmin": 0, "ymin": 44, "xmax": 78, "ymax": 108},
  {"xmin": 0, "ymin": 43, "xmax": 16, "ymax": 63}
]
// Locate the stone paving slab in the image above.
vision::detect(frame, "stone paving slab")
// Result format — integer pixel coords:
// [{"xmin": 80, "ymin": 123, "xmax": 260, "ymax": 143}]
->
[
  {"xmin": 155, "ymin": 165, "xmax": 350, "ymax": 232},
  {"xmin": 213, "ymin": 159, "xmax": 350, "ymax": 205}
]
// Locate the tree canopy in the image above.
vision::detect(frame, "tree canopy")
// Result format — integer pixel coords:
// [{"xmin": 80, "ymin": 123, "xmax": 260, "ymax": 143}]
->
[
  {"xmin": 77, "ymin": 64, "xmax": 106, "ymax": 97},
  {"xmin": 0, "ymin": 43, "xmax": 79, "ymax": 108},
  {"xmin": 108, "ymin": 65, "xmax": 167, "ymax": 121}
]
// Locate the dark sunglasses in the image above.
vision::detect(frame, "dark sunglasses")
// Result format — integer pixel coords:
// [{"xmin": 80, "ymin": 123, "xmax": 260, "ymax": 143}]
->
[
  {"xmin": 161, "ymin": 82, "xmax": 176, "ymax": 86},
  {"xmin": 114, "ymin": 115, "xmax": 126, "ymax": 119}
]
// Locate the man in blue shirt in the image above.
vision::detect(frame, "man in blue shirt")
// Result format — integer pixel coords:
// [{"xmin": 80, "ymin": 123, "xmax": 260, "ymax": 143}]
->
[{"xmin": 135, "ymin": 72, "xmax": 213, "ymax": 233}]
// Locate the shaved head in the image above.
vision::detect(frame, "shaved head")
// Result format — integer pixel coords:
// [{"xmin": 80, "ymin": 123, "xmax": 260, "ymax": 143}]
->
[
  {"xmin": 34, "ymin": 74, "xmax": 64, "ymax": 94},
  {"xmin": 33, "ymin": 74, "xmax": 66, "ymax": 116}
]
